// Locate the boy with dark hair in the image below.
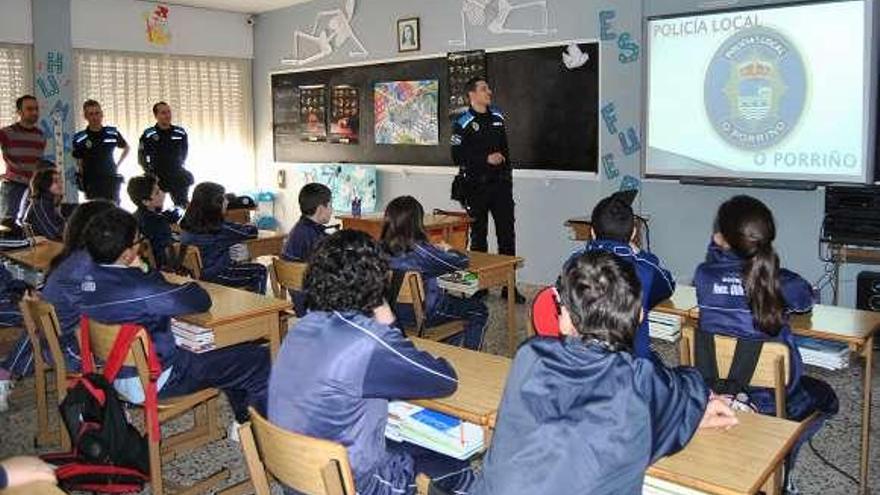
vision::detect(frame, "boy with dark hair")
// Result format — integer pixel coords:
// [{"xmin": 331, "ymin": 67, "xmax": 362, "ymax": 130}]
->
[
  {"xmin": 269, "ymin": 229, "xmax": 474, "ymax": 495},
  {"xmin": 80, "ymin": 207, "xmax": 269, "ymax": 436},
  {"xmin": 281, "ymin": 182, "xmax": 332, "ymax": 315},
  {"xmin": 127, "ymin": 174, "xmax": 177, "ymax": 269},
  {"xmin": 471, "ymin": 251, "xmax": 736, "ymax": 494},
  {"xmin": 566, "ymin": 194, "xmax": 675, "ymax": 360}
]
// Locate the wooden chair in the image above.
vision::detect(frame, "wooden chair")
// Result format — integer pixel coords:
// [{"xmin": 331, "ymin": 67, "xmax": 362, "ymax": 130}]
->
[
  {"xmin": 679, "ymin": 325, "xmax": 816, "ymax": 495},
  {"xmin": 85, "ymin": 319, "xmax": 227, "ymax": 495},
  {"xmin": 269, "ymin": 257, "xmax": 307, "ymax": 300},
  {"xmin": 172, "ymin": 243, "xmax": 203, "ymax": 279},
  {"xmin": 395, "ymin": 271, "xmax": 467, "ymax": 345},
  {"xmin": 268, "ymin": 258, "xmax": 307, "ymax": 337},
  {"xmin": 138, "ymin": 237, "xmax": 158, "ymax": 271},
  {"xmin": 238, "ymin": 406, "xmax": 356, "ymax": 495},
  {"xmin": 19, "ymin": 298, "xmax": 72, "ymax": 450},
  {"xmin": 239, "ymin": 407, "xmax": 432, "ymax": 495}
]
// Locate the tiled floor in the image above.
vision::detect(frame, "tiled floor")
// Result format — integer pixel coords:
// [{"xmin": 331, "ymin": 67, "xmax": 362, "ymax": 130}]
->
[{"xmin": 0, "ymin": 285, "xmax": 877, "ymax": 494}]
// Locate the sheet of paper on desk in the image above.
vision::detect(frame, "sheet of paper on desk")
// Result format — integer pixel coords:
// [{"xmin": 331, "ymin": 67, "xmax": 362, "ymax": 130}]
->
[
  {"xmin": 643, "ymin": 475, "xmax": 708, "ymax": 495},
  {"xmin": 386, "ymin": 401, "xmax": 483, "ymax": 460},
  {"xmin": 794, "ymin": 336, "xmax": 849, "ymax": 371}
]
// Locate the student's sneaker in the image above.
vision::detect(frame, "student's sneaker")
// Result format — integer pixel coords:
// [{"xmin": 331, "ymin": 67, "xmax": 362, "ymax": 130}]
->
[
  {"xmin": 0, "ymin": 379, "xmax": 12, "ymax": 412},
  {"xmin": 227, "ymin": 420, "xmax": 243, "ymax": 443}
]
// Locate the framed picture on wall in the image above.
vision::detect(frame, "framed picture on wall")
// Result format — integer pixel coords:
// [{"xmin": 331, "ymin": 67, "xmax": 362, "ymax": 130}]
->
[{"xmin": 397, "ymin": 17, "xmax": 420, "ymax": 52}]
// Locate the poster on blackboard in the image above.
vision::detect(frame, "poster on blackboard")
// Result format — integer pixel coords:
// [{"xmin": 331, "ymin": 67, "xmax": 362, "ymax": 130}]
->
[
  {"xmin": 330, "ymin": 85, "xmax": 359, "ymax": 144},
  {"xmin": 374, "ymin": 80, "xmax": 439, "ymax": 145},
  {"xmin": 299, "ymin": 84, "xmax": 327, "ymax": 142},
  {"xmin": 447, "ymin": 50, "xmax": 486, "ymax": 116}
]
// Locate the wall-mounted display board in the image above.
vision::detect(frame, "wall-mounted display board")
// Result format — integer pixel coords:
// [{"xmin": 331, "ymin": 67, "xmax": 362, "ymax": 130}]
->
[{"xmin": 272, "ymin": 42, "xmax": 599, "ymax": 172}]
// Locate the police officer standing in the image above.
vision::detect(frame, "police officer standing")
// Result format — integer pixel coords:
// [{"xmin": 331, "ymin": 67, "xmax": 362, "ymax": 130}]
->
[
  {"xmin": 451, "ymin": 76, "xmax": 524, "ymax": 303},
  {"xmin": 138, "ymin": 101, "xmax": 193, "ymax": 207},
  {"xmin": 71, "ymin": 100, "xmax": 129, "ymax": 203}
]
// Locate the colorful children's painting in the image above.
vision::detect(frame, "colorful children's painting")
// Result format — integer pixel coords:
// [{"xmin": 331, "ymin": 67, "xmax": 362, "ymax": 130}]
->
[{"xmin": 374, "ymin": 80, "xmax": 439, "ymax": 145}]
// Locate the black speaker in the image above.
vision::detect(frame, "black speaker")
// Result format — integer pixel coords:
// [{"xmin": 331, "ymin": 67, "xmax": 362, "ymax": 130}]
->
[{"xmin": 856, "ymin": 271, "xmax": 880, "ymax": 311}]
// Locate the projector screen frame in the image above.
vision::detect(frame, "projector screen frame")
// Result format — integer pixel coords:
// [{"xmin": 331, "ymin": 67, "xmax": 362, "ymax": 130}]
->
[{"xmin": 641, "ymin": 0, "xmax": 879, "ymax": 186}]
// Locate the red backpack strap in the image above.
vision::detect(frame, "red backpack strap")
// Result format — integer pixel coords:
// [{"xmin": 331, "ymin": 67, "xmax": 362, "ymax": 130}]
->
[
  {"xmin": 79, "ymin": 314, "xmax": 96, "ymax": 374},
  {"xmin": 100, "ymin": 322, "xmax": 163, "ymax": 439}
]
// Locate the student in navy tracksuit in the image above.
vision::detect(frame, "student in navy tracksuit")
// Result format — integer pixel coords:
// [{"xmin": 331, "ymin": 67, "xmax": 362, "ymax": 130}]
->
[
  {"xmin": 128, "ymin": 174, "xmax": 178, "ymax": 270},
  {"xmin": 23, "ymin": 168, "xmax": 65, "ymax": 241},
  {"xmin": 381, "ymin": 196, "xmax": 488, "ymax": 350},
  {"xmin": 269, "ymin": 230, "xmax": 474, "ymax": 495},
  {"xmin": 281, "ymin": 182, "xmax": 331, "ymax": 315},
  {"xmin": 567, "ymin": 194, "xmax": 675, "ymax": 361},
  {"xmin": 0, "ymin": 200, "xmax": 116, "ymax": 412},
  {"xmin": 79, "ymin": 207, "xmax": 269, "ymax": 427},
  {"xmin": 471, "ymin": 252, "xmax": 737, "ymax": 495},
  {"xmin": 0, "ymin": 264, "xmax": 27, "ymax": 411},
  {"xmin": 180, "ymin": 182, "xmax": 266, "ymax": 293},
  {"xmin": 694, "ymin": 195, "xmax": 838, "ymax": 491}
]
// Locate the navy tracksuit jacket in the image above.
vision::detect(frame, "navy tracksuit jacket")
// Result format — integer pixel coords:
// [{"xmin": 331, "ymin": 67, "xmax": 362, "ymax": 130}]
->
[
  {"xmin": 24, "ymin": 195, "xmax": 64, "ymax": 241},
  {"xmin": 181, "ymin": 221, "xmax": 267, "ymax": 294},
  {"xmin": 470, "ymin": 337, "xmax": 708, "ymax": 495},
  {"xmin": 281, "ymin": 216, "xmax": 327, "ymax": 315},
  {"xmin": 80, "ymin": 264, "xmax": 269, "ymax": 422},
  {"xmin": 568, "ymin": 239, "xmax": 676, "ymax": 360}
]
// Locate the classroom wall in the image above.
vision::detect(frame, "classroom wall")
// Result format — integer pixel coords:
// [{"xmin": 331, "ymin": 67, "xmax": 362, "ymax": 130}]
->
[
  {"xmin": 70, "ymin": 0, "xmax": 254, "ymax": 58},
  {"xmin": 253, "ymin": 0, "xmax": 864, "ymax": 306},
  {"xmin": 0, "ymin": 0, "xmax": 32, "ymax": 44}
]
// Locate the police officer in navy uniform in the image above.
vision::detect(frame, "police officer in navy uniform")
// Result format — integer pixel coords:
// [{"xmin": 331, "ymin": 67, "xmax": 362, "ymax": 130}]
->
[
  {"xmin": 138, "ymin": 101, "xmax": 193, "ymax": 207},
  {"xmin": 71, "ymin": 100, "xmax": 129, "ymax": 203},
  {"xmin": 451, "ymin": 76, "xmax": 524, "ymax": 303}
]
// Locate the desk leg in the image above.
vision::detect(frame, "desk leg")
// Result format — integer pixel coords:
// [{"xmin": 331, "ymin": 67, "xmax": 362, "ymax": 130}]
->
[
  {"xmin": 506, "ymin": 268, "xmax": 516, "ymax": 356},
  {"xmin": 859, "ymin": 335, "xmax": 874, "ymax": 494},
  {"xmin": 269, "ymin": 314, "xmax": 281, "ymax": 362}
]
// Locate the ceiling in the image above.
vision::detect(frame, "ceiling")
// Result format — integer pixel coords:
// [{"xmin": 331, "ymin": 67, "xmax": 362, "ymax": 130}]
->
[{"xmin": 164, "ymin": 0, "xmax": 313, "ymax": 14}]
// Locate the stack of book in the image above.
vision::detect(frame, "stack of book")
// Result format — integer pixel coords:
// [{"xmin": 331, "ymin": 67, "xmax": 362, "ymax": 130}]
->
[
  {"xmin": 647, "ymin": 311, "xmax": 681, "ymax": 343},
  {"xmin": 386, "ymin": 401, "xmax": 483, "ymax": 460},
  {"xmin": 437, "ymin": 270, "xmax": 480, "ymax": 297},
  {"xmin": 795, "ymin": 336, "xmax": 849, "ymax": 371},
  {"xmin": 171, "ymin": 318, "xmax": 215, "ymax": 353}
]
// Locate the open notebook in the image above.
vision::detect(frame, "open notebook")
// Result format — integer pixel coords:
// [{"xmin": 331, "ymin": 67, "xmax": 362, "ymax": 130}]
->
[{"xmin": 386, "ymin": 401, "xmax": 484, "ymax": 460}]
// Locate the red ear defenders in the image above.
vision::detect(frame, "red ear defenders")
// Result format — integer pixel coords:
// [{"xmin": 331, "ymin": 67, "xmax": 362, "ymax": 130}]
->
[{"xmin": 531, "ymin": 286, "xmax": 563, "ymax": 338}]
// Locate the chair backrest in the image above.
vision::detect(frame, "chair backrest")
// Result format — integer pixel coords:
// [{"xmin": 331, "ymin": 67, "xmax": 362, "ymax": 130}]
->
[
  {"xmin": 241, "ymin": 406, "xmax": 356, "ymax": 495},
  {"xmin": 138, "ymin": 238, "xmax": 158, "ymax": 271},
  {"xmin": 172, "ymin": 243, "xmax": 203, "ymax": 279},
  {"xmin": 680, "ymin": 326, "xmax": 790, "ymax": 416},
  {"xmin": 85, "ymin": 319, "xmax": 154, "ymax": 394},
  {"xmin": 394, "ymin": 271, "xmax": 427, "ymax": 329},
  {"xmin": 20, "ymin": 297, "xmax": 67, "ymax": 393},
  {"xmin": 269, "ymin": 258, "xmax": 308, "ymax": 300}
]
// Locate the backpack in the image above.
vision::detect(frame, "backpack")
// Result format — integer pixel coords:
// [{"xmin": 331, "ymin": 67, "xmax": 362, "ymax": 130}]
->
[
  {"xmin": 693, "ymin": 329, "xmax": 763, "ymax": 410},
  {"xmin": 42, "ymin": 317, "xmax": 163, "ymax": 493}
]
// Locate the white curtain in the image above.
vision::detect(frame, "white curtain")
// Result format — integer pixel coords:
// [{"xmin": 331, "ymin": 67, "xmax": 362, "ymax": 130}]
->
[
  {"xmin": 74, "ymin": 49, "xmax": 254, "ymax": 207},
  {"xmin": 0, "ymin": 43, "xmax": 33, "ymax": 128}
]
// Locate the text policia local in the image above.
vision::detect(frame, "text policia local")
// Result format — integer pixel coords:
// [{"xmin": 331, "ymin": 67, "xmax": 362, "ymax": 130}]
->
[{"xmin": 653, "ymin": 14, "xmax": 760, "ymax": 38}]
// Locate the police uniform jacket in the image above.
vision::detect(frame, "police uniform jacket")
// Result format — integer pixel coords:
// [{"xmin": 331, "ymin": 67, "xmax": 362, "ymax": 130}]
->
[
  {"xmin": 451, "ymin": 106, "xmax": 510, "ymax": 185},
  {"xmin": 72, "ymin": 126, "xmax": 126, "ymax": 179},
  {"xmin": 138, "ymin": 125, "xmax": 188, "ymax": 176}
]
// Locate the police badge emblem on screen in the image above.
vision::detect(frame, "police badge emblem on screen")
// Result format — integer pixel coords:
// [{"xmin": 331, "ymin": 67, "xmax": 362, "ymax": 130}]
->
[{"xmin": 704, "ymin": 26, "xmax": 806, "ymax": 151}]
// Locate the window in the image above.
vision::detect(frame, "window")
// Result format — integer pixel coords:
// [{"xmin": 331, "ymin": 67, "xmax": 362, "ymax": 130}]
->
[
  {"xmin": 0, "ymin": 43, "xmax": 33, "ymax": 127},
  {"xmin": 74, "ymin": 49, "xmax": 254, "ymax": 202}
]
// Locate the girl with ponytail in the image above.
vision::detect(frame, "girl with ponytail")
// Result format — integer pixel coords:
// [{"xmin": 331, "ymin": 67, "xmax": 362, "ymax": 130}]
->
[{"xmin": 694, "ymin": 195, "xmax": 838, "ymax": 491}]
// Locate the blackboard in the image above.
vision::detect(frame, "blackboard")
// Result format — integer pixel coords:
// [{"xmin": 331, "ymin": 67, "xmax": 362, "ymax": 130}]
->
[{"xmin": 272, "ymin": 42, "xmax": 599, "ymax": 172}]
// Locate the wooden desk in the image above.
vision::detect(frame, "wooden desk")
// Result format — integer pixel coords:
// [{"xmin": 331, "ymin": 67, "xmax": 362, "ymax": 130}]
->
[
  {"xmin": 1, "ymin": 241, "xmax": 63, "ymax": 273},
  {"xmin": 163, "ymin": 273, "xmax": 292, "ymax": 359},
  {"xmin": 655, "ymin": 285, "xmax": 697, "ymax": 319},
  {"xmin": 245, "ymin": 230, "xmax": 286, "ymax": 259},
  {"xmin": 679, "ymin": 289, "xmax": 879, "ymax": 494},
  {"xmin": 648, "ymin": 413, "xmax": 805, "ymax": 495},
  {"xmin": 467, "ymin": 251, "xmax": 524, "ymax": 355},
  {"xmin": 564, "ymin": 216, "xmax": 592, "ymax": 241},
  {"xmin": 410, "ymin": 337, "xmax": 511, "ymax": 427},
  {"xmin": 0, "ymin": 481, "xmax": 66, "ymax": 494},
  {"xmin": 225, "ymin": 206, "xmax": 256, "ymax": 224},
  {"xmin": 788, "ymin": 304, "xmax": 879, "ymax": 494},
  {"xmin": 339, "ymin": 213, "xmax": 471, "ymax": 252}
]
